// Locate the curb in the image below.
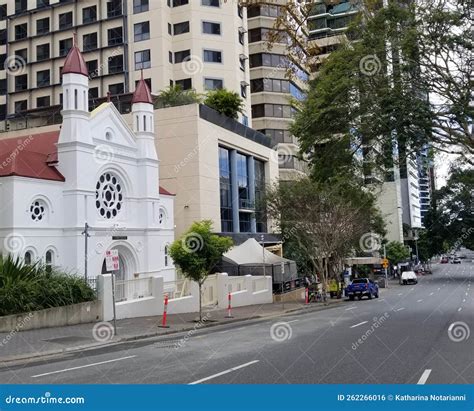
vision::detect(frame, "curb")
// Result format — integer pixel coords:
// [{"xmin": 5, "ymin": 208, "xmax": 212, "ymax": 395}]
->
[{"xmin": 0, "ymin": 300, "xmax": 344, "ymax": 366}]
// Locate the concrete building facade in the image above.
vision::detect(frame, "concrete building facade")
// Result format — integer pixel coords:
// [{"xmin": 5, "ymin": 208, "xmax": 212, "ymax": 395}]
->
[
  {"xmin": 0, "ymin": 0, "xmax": 251, "ymax": 130},
  {"xmin": 137, "ymin": 102, "xmax": 281, "ymax": 245},
  {"xmin": 247, "ymin": 1, "xmax": 308, "ymax": 180}
]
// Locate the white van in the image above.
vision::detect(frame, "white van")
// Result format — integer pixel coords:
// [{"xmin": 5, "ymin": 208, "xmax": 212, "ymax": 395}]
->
[{"xmin": 400, "ymin": 271, "xmax": 418, "ymax": 285}]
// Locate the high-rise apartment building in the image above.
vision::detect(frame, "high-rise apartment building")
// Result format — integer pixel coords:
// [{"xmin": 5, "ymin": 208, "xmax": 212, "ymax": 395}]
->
[
  {"xmin": 417, "ymin": 146, "xmax": 435, "ymax": 226},
  {"xmin": 307, "ymin": 0, "xmax": 428, "ymax": 244},
  {"xmin": 247, "ymin": 1, "xmax": 308, "ymax": 180},
  {"xmin": 0, "ymin": 0, "xmax": 251, "ymax": 131}
]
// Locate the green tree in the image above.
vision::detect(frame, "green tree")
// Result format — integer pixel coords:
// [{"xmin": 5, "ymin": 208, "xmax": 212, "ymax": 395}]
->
[
  {"xmin": 169, "ymin": 220, "xmax": 233, "ymax": 320},
  {"xmin": 423, "ymin": 167, "xmax": 474, "ymax": 253},
  {"xmin": 385, "ymin": 241, "xmax": 410, "ymax": 266},
  {"xmin": 156, "ymin": 85, "xmax": 201, "ymax": 108},
  {"xmin": 277, "ymin": 0, "xmax": 473, "ymax": 171},
  {"xmin": 204, "ymin": 88, "xmax": 244, "ymax": 119},
  {"xmin": 265, "ymin": 178, "xmax": 385, "ymax": 301}
]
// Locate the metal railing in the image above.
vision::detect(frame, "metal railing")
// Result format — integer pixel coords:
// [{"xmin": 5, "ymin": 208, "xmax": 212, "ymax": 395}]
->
[{"xmin": 115, "ymin": 277, "xmax": 153, "ymax": 303}]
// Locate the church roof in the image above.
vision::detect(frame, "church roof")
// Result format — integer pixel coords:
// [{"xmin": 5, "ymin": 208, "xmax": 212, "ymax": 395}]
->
[
  {"xmin": 0, "ymin": 132, "xmax": 65, "ymax": 182},
  {"xmin": 0, "ymin": 132, "xmax": 173, "ymax": 195},
  {"xmin": 62, "ymin": 38, "xmax": 88, "ymax": 76},
  {"xmin": 132, "ymin": 76, "xmax": 153, "ymax": 105}
]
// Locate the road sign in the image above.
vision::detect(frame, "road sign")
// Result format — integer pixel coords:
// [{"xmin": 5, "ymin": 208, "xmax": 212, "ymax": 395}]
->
[
  {"xmin": 105, "ymin": 249, "xmax": 120, "ymax": 272},
  {"xmin": 382, "ymin": 258, "xmax": 389, "ymax": 268}
]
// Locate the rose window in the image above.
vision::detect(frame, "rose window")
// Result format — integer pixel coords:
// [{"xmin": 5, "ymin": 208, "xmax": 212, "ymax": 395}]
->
[
  {"xmin": 95, "ymin": 172, "xmax": 123, "ymax": 219},
  {"xmin": 30, "ymin": 200, "xmax": 46, "ymax": 221}
]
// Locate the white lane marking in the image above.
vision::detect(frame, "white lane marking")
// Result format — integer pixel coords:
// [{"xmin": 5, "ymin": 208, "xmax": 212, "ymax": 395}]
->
[
  {"xmin": 31, "ymin": 355, "xmax": 137, "ymax": 378},
  {"xmin": 463, "ymin": 299, "xmax": 466, "ymax": 303},
  {"xmin": 410, "ymin": 288, "xmax": 414, "ymax": 291},
  {"xmin": 466, "ymin": 292, "xmax": 469, "ymax": 296},
  {"xmin": 287, "ymin": 320, "xmax": 300, "ymax": 324},
  {"xmin": 395, "ymin": 307, "xmax": 405, "ymax": 312},
  {"xmin": 377, "ymin": 299, "xmax": 385, "ymax": 302},
  {"xmin": 417, "ymin": 299, "xmax": 423, "ymax": 303},
  {"xmin": 429, "ymin": 292, "xmax": 434, "ymax": 296},
  {"xmin": 218, "ymin": 330, "xmax": 230, "ymax": 334},
  {"xmin": 417, "ymin": 369, "xmax": 432, "ymax": 385},
  {"xmin": 350, "ymin": 321, "xmax": 368, "ymax": 329},
  {"xmin": 437, "ymin": 288, "xmax": 441, "ymax": 291},
  {"xmin": 397, "ymin": 293, "xmax": 403, "ymax": 296},
  {"xmin": 188, "ymin": 360, "xmax": 260, "ymax": 385},
  {"xmin": 345, "ymin": 306, "xmax": 357, "ymax": 311},
  {"xmin": 458, "ymin": 307, "xmax": 462, "ymax": 312}
]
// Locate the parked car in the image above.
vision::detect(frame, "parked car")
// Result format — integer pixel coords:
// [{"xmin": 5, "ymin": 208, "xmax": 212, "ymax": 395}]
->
[
  {"xmin": 440, "ymin": 256, "xmax": 449, "ymax": 264},
  {"xmin": 451, "ymin": 257, "xmax": 461, "ymax": 264},
  {"xmin": 400, "ymin": 271, "xmax": 418, "ymax": 285},
  {"xmin": 345, "ymin": 278, "xmax": 379, "ymax": 300}
]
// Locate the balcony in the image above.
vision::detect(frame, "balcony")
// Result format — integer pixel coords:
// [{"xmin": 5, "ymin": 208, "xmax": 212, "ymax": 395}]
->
[{"xmin": 239, "ymin": 199, "xmax": 255, "ymax": 212}]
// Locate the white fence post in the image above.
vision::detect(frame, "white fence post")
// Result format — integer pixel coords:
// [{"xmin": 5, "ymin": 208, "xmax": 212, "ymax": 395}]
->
[{"xmin": 97, "ymin": 274, "xmax": 113, "ymax": 322}]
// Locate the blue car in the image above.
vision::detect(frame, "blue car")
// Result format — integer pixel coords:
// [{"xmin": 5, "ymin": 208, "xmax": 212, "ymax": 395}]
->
[{"xmin": 345, "ymin": 278, "xmax": 379, "ymax": 300}]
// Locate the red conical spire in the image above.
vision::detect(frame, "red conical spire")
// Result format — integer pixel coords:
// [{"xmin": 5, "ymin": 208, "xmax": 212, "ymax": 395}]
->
[
  {"xmin": 62, "ymin": 33, "xmax": 88, "ymax": 76},
  {"xmin": 132, "ymin": 70, "xmax": 153, "ymax": 104}
]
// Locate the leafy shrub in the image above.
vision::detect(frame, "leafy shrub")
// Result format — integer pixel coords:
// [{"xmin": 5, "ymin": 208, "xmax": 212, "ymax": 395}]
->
[
  {"xmin": 204, "ymin": 88, "xmax": 244, "ymax": 119},
  {"xmin": 0, "ymin": 255, "xmax": 95, "ymax": 316},
  {"xmin": 155, "ymin": 85, "xmax": 201, "ymax": 108}
]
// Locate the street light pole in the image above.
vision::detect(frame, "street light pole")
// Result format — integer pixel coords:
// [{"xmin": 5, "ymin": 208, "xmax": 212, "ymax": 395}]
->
[
  {"xmin": 261, "ymin": 234, "xmax": 266, "ymax": 278},
  {"xmin": 384, "ymin": 244, "xmax": 388, "ymax": 289},
  {"xmin": 81, "ymin": 222, "xmax": 90, "ymax": 282}
]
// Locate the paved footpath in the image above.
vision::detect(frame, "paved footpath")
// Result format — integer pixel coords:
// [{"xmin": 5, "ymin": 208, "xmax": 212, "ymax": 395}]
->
[{"xmin": 0, "ymin": 296, "xmax": 344, "ymax": 364}]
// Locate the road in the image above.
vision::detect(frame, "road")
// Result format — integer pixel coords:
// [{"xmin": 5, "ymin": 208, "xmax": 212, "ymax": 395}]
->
[{"xmin": 0, "ymin": 261, "xmax": 472, "ymax": 385}]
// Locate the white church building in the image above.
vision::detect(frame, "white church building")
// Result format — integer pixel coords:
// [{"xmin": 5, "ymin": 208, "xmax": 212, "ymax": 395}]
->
[{"xmin": 0, "ymin": 41, "xmax": 175, "ymax": 283}]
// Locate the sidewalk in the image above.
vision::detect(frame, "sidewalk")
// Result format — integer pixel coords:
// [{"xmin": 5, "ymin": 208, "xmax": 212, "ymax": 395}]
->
[{"xmin": 0, "ymin": 299, "xmax": 344, "ymax": 364}]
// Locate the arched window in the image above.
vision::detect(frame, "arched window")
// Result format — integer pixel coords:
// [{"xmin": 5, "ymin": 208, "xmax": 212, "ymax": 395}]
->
[
  {"xmin": 45, "ymin": 250, "xmax": 54, "ymax": 273},
  {"xmin": 164, "ymin": 245, "xmax": 169, "ymax": 267},
  {"xmin": 24, "ymin": 251, "xmax": 32, "ymax": 265}
]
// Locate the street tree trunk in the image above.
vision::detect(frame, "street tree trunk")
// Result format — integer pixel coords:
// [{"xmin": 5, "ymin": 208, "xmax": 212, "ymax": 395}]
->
[{"xmin": 198, "ymin": 282, "xmax": 202, "ymax": 322}]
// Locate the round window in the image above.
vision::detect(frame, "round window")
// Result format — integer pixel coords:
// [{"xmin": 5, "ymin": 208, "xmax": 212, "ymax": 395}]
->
[
  {"xmin": 30, "ymin": 200, "xmax": 46, "ymax": 222},
  {"xmin": 95, "ymin": 172, "xmax": 123, "ymax": 219}
]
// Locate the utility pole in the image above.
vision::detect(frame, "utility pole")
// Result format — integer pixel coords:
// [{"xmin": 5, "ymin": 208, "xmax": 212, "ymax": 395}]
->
[
  {"xmin": 81, "ymin": 222, "xmax": 90, "ymax": 282},
  {"xmin": 261, "ymin": 234, "xmax": 266, "ymax": 278},
  {"xmin": 383, "ymin": 244, "xmax": 388, "ymax": 289}
]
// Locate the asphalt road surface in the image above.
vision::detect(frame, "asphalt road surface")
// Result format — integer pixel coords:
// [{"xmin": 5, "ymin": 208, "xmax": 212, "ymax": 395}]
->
[{"xmin": 0, "ymin": 261, "xmax": 472, "ymax": 385}]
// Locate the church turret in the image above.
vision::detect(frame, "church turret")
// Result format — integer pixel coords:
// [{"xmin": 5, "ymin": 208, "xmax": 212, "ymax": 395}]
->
[
  {"xmin": 58, "ymin": 34, "xmax": 92, "ymax": 146},
  {"xmin": 56, "ymin": 34, "xmax": 95, "ymax": 232},
  {"xmin": 132, "ymin": 72, "xmax": 157, "ymax": 161}
]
